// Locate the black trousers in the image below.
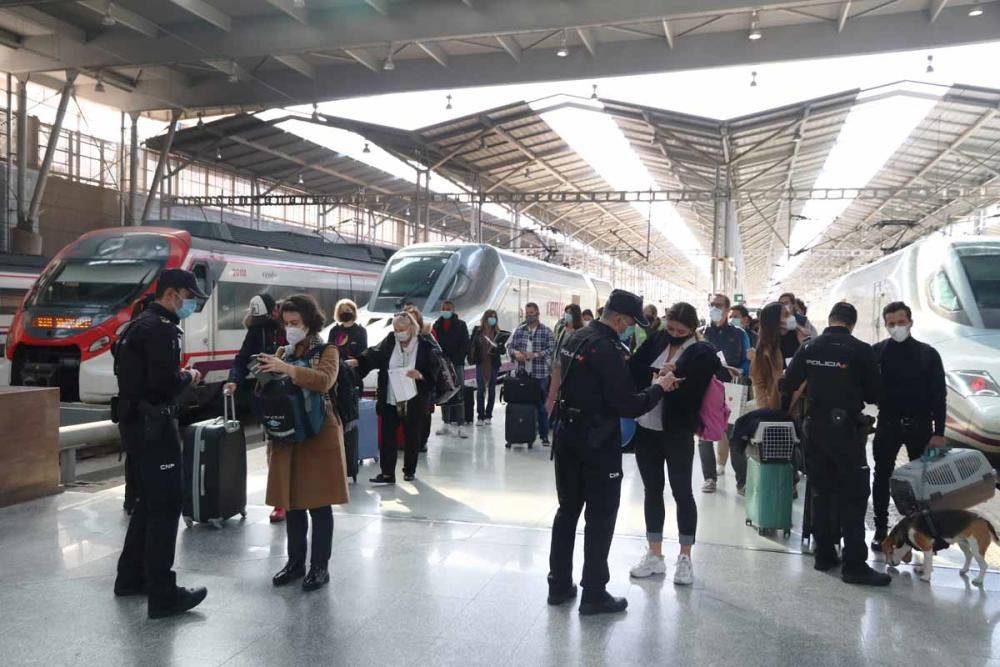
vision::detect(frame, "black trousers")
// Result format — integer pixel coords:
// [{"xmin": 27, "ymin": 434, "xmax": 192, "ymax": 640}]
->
[
  {"xmin": 286, "ymin": 506, "xmax": 334, "ymax": 567},
  {"xmin": 381, "ymin": 395, "xmax": 430, "ymax": 477},
  {"xmin": 115, "ymin": 413, "xmax": 184, "ymax": 602},
  {"xmin": 634, "ymin": 425, "xmax": 697, "ymax": 545},
  {"xmin": 548, "ymin": 436, "xmax": 623, "ymax": 600},
  {"xmin": 804, "ymin": 417, "xmax": 870, "ymax": 569},
  {"xmin": 872, "ymin": 417, "xmax": 931, "ymax": 535}
]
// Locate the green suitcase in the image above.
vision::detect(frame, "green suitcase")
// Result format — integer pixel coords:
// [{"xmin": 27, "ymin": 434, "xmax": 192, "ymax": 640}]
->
[{"xmin": 745, "ymin": 455, "xmax": 794, "ymax": 537}]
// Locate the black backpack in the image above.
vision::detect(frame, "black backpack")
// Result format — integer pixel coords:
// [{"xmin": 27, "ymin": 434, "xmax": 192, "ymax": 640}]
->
[{"xmin": 332, "ymin": 362, "xmax": 360, "ymax": 430}]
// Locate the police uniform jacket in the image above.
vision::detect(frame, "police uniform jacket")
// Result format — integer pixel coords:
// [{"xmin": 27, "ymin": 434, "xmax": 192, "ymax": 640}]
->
[
  {"xmin": 780, "ymin": 325, "xmax": 881, "ymax": 418},
  {"xmin": 557, "ymin": 322, "xmax": 664, "ymax": 447},
  {"xmin": 265, "ymin": 338, "xmax": 350, "ymax": 510},
  {"xmin": 116, "ymin": 302, "xmax": 191, "ymax": 405}
]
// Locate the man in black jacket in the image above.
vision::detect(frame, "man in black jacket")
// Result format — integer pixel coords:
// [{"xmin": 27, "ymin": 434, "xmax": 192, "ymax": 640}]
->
[
  {"xmin": 432, "ymin": 300, "xmax": 471, "ymax": 439},
  {"xmin": 780, "ymin": 302, "xmax": 888, "ymax": 587},
  {"xmin": 870, "ymin": 301, "xmax": 947, "ymax": 551}
]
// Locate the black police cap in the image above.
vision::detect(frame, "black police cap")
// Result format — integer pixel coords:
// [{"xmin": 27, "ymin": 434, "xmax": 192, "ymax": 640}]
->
[
  {"xmin": 604, "ymin": 289, "xmax": 649, "ymax": 328},
  {"xmin": 158, "ymin": 268, "xmax": 208, "ymax": 299}
]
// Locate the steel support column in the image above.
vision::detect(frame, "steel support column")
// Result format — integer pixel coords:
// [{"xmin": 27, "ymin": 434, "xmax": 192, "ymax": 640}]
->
[
  {"xmin": 2, "ymin": 73, "xmax": 10, "ymax": 252},
  {"xmin": 27, "ymin": 71, "xmax": 77, "ymax": 233},
  {"xmin": 128, "ymin": 112, "xmax": 139, "ymax": 225},
  {"xmin": 141, "ymin": 109, "xmax": 180, "ymax": 223},
  {"xmin": 14, "ymin": 77, "xmax": 26, "ymax": 237}
]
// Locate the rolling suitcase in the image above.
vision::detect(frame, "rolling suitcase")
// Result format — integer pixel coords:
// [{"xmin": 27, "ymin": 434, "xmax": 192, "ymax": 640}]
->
[
  {"xmin": 464, "ymin": 385, "xmax": 475, "ymax": 424},
  {"xmin": 744, "ymin": 422, "xmax": 797, "ymax": 537},
  {"xmin": 890, "ymin": 447, "xmax": 997, "ymax": 515},
  {"xmin": 358, "ymin": 398, "xmax": 378, "ymax": 462},
  {"xmin": 182, "ymin": 393, "xmax": 247, "ymax": 529},
  {"xmin": 505, "ymin": 402, "xmax": 537, "ymax": 449}
]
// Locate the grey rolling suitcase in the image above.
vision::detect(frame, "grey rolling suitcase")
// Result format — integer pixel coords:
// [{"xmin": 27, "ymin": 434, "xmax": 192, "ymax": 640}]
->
[
  {"xmin": 505, "ymin": 402, "xmax": 537, "ymax": 449},
  {"xmin": 182, "ymin": 393, "xmax": 247, "ymax": 529}
]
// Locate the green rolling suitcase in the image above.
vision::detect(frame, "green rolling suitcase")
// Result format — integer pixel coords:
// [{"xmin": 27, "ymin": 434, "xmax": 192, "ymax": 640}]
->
[{"xmin": 745, "ymin": 452, "xmax": 794, "ymax": 537}]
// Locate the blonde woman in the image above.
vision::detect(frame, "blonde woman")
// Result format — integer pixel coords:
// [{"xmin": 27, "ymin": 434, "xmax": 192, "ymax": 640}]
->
[{"xmin": 349, "ymin": 311, "xmax": 442, "ymax": 484}]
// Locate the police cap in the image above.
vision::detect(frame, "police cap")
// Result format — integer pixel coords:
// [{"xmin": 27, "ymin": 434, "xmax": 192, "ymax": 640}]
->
[
  {"xmin": 158, "ymin": 268, "xmax": 208, "ymax": 299},
  {"xmin": 604, "ymin": 289, "xmax": 649, "ymax": 328}
]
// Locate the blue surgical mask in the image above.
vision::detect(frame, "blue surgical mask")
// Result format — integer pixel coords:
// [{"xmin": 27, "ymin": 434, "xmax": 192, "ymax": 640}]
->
[
  {"xmin": 441, "ymin": 310, "xmax": 453, "ymax": 320},
  {"xmin": 176, "ymin": 298, "xmax": 198, "ymax": 320},
  {"xmin": 619, "ymin": 325, "xmax": 634, "ymax": 341},
  {"xmin": 486, "ymin": 317, "xmax": 497, "ymax": 327},
  {"xmin": 729, "ymin": 318, "xmax": 743, "ymax": 329},
  {"xmin": 564, "ymin": 312, "xmax": 574, "ymax": 324}
]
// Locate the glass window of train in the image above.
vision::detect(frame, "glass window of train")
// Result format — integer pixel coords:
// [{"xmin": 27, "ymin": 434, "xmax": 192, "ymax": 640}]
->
[
  {"xmin": 377, "ymin": 252, "xmax": 452, "ymax": 299},
  {"xmin": 191, "ymin": 264, "xmax": 210, "ymax": 313},
  {"xmin": 0, "ymin": 288, "xmax": 26, "ymax": 315},
  {"xmin": 958, "ymin": 250, "xmax": 1000, "ymax": 328},
  {"xmin": 929, "ymin": 271, "xmax": 963, "ymax": 313}
]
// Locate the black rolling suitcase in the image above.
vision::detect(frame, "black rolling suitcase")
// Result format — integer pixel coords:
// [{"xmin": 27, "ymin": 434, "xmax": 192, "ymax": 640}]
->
[
  {"xmin": 464, "ymin": 385, "xmax": 475, "ymax": 424},
  {"xmin": 182, "ymin": 393, "xmax": 247, "ymax": 529},
  {"xmin": 505, "ymin": 402, "xmax": 537, "ymax": 449}
]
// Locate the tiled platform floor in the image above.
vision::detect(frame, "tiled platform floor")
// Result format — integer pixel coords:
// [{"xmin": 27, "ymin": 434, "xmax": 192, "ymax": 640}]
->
[{"xmin": 2, "ymin": 404, "xmax": 999, "ymax": 666}]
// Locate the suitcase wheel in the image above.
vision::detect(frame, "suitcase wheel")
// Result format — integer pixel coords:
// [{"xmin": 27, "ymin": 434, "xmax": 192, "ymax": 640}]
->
[
  {"xmin": 745, "ymin": 519, "xmax": 752, "ymax": 527},
  {"xmin": 209, "ymin": 518, "xmax": 224, "ymax": 530},
  {"xmin": 783, "ymin": 530, "xmax": 791, "ymax": 539},
  {"xmin": 184, "ymin": 516, "xmax": 194, "ymax": 529},
  {"xmin": 240, "ymin": 510, "xmax": 247, "ymax": 520},
  {"xmin": 505, "ymin": 443, "xmax": 511, "ymax": 449}
]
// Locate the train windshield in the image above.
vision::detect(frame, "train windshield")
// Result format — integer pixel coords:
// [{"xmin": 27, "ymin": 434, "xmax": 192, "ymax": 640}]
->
[
  {"xmin": 29, "ymin": 233, "xmax": 169, "ymax": 308},
  {"xmin": 375, "ymin": 251, "xmax": 454, "ymax": 304},
  {"xmin": 957, "ymin": 245, "xmax": 1000, "ymax": 329}
]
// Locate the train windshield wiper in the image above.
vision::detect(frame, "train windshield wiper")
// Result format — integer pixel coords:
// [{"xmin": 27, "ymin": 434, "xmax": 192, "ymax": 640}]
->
[{"xmin": 394, "ymin": 268, "xmax": 440, "ymax": 311}]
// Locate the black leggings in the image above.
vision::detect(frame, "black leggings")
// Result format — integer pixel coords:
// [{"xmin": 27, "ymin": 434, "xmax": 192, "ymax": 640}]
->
[
  {"xmin": 286, "ymin": 506, "xmax": 333, "ymax": 568},
  {"xmin": 634, "ymin": 425, "xmax": 697, "ymax": 546}
]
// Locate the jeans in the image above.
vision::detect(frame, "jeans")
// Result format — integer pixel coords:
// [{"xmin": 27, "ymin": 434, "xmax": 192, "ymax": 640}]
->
[
  {"xmin": 443, "ymin": 363, "xmax": 467, "ymax": 426},
  {"xmin": 535, "ymin": 377, "xmax": 550, "ymax": 440},
  {"xmin": 286, "ymin": 506, "xmax": 333, "ymax": 567},
  {"xmin": 698, "ymin": 430, "xmax": 731, "ymax": 481},
  {"xmin": 634, "ymin": 425, "xmax": 698, "ymax": 545},
  {"xmin": 476, "ymin": 364, "xmax": 499, "ymax": 420},
  {"xmin": 872, "ymin": 417, "xmax": 931, "ymax": 535},
  {"xmin": 381, "ymin": 395, "xmax": 430, "ymax": 477}
]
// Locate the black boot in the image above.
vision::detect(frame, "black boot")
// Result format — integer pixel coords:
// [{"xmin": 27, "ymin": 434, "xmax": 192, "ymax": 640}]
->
[
  {"xmin": 272, "ymin": 561, "xmax": 306, "ymax": 587},
  {"xmin": 302, "ymin": 566, "xmax": 330, "ymax": 592},
  {"xmin": 579, "ymin": 591, "xmax": 628, "ymax": 616},
  {"xmin": 842, "ymin": 564, "xmax": 891, "ymax": 587},
  {"xmin": 813, "ymin": 550, "xmax": 842, "ymax": 572},
  {"xmin": 547, "ymin": 583, "xmax": 578, "ymax": 606},
  {"xmin": 148, "ymin": 587, "xmax": 208, "ymax": 619}
]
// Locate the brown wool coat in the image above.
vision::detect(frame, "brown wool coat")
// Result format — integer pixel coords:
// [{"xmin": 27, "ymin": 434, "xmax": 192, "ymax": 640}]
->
[{"xmin": 265, "ymin": 341, "xmax": 350, "ymax": 510}]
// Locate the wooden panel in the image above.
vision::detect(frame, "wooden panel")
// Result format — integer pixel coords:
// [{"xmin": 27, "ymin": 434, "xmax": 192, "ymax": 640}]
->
[{"xmin": 0, "ymin": 386, "xmax": 60, "ymax": 507}]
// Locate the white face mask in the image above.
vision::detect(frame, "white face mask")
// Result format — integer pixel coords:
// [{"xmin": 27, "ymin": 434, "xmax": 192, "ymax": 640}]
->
[
  {"xmin": 785, "ymin": 316, "xmax": 798, "ymax": 331},
  {"xmin": 889, "ymin": 325, "xmax": 911, "ymax": 343},
  {"xmin": 709, "ymin": 307, "xmax": 724, "ymax": 323},
  {"xmin": 396, "ymin": 330, "xmax": 412, "ymax": 343},
  {"xmin": 285, "ymin": 326, "xmax": 307, "ymax": 346}
]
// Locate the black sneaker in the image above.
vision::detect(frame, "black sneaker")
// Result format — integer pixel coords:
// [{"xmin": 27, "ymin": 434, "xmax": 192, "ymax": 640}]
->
[
  {"xmin": 547, "ymin": 584, "xmax": 578, "ymax": 606},
  {"xmin": 579, "ymin": 592, "xmax": 628, "ymax": 616},
  {"xmin": 302, "ymin": 566, "xmax": 330, "ymax": 592},
  {"xmin": 272, "ymin": 561, "xmax": 306, "ymax": 587},
  {"xmin": 813, "ymin": 551, "xmax": 842, "ymax": 572},
  {"xmin": 403, "ymin": 473, "xmax": 415, "ymax": 482},
  {"xmin": 842, "ymin": 564, "xmax": 891, "ymax": 587},
  {"xmin": 541, "ymin": 437, "xmax": 551, "ymax": 447},
  {"xmin": 148, "ymin": 586, "xmax": 207, "ymax": 619},
  {"xmin": 369, "ymin": 474, "xmax": 396, "ymax": 485}
]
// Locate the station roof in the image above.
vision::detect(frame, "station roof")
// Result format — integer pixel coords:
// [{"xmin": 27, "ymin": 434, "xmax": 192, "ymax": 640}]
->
[{"xmin": 0, "ymin": 0, "xmax": 997, "ymax": 114}]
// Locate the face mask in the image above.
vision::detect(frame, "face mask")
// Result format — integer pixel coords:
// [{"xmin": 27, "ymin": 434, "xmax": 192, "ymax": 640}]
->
[
  {"xmin": 564, "ymin": 313, "xmax": 574, "ymax": 324},
  {"xmin": 709, "ymin": 307, "xmax": 724, "ymax": 323},
  {"xmin": 486, "ymin": 317, "xmax": 497, "ymax": 327},
  {"xmin": 619, "ymin": 324, "xmax": 635, "ymax": 341},
  {"xmin": 396, "ymin": 331, "xmax": 412, "ymax": 343},
  {"xmin": 889, "ymin": 325, "xmax": 911, "ymax": 343},
  {"xmin": 285, "ymin": 326, "xmax": 307, "ymax": 346},
  {"xmin": 785, "ymin": 316, "xmax": 798, "ymax": 331},
  {"xmin": 526, "ymin": 314, "xmax": 538, "ymax": 326},
  {"xmin": 441, "ymin": 310, "xmax": 453, "ymax": 320},
  {"xmin": 729, "ymin": 318, "xmax": 743, "ymax": 329},
  {"xmin": 176, "ymin": 298, "xmax": 198, "ymax": 320},
  {"xmin": 672, "ymin": 332, "xmax": 693, "ymax": 343},
  {"xmin": 338, "ymin": 311, "xmax": 354, "ymax": 323},
  {"xmin": 583, "ymin": 318, "xmax": 592, "ymax": 326}
]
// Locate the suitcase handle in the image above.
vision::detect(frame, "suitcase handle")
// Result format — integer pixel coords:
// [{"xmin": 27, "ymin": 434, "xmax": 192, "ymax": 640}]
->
[{"xmin": 222, "ymin": 390, "xmax": 239, "ymax": 431}]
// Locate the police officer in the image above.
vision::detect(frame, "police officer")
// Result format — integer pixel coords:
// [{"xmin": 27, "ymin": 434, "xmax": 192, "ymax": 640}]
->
[
  {"xmin": 870, "ymin": 301, "xmax": 947, "ymax": 551},
  {"xmin": 547, "ymin": 290, "xmax": 677, "ymax": 615},
  {"xmin": 113, "ymin": 269, "xmax": 209, "ymax": 619},
  {"xmin": 780, "ymin": 302, "xmax": 888, "ymax": 586}
]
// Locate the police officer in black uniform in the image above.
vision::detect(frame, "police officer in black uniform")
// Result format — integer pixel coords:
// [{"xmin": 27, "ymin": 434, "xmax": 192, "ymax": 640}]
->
[
  {"xmin": 547, "ymin": 290, "xmax": 677, "ymax": 615},
  {"xmin": 780, "ymin": 302, "xmax": 889, "ymax": 586},
  {"xmin": 113, "ymin": 269, "xmax": 209, "ymax": 618}
]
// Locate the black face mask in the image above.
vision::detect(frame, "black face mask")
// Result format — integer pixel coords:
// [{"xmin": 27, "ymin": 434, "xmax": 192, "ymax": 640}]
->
[
  {"xmin": 671, "ymin": 333, "xmax": 693, "ymax": 343},
  {"xmin": 338, "ymin": 312, "xmax": 355, "ymax": 323}
]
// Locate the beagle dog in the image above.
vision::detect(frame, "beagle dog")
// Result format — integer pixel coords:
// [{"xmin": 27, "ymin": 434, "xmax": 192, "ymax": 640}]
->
[{"xmin": 882, "ymin": 510, "xmax": 997, "ymax": 586}]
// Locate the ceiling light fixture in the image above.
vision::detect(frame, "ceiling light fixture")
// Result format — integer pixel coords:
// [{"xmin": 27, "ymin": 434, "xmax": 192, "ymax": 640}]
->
[
  {"xmin": 382, "ymin": 44, "xmax": 395, "ymax": 71},
  {"xmin": 297, "ymin": 173, "xmax": 305, "ymax": 185},
  {"xmin": 926, "ymin": 54, "xmax": 934, "ymax": 74},
  {"xmin": 103, "ymin": 2, "xmax": 117, "ymax": 27},
  {"xmin": 362, "ymin": 142, "xmax": 371, "ymax": 154},
  {"xmin": 216, "ymin": 147, "xmax": 223, "ymax": 160},
  {"xmin": 445, "ymin": 93, "xmax": 452, "ymax": 110},
  {"xmin": 94, "ymin": 72, "xmax": 106, "ymax": 94},
  {"xmin": 750, "ymin": 70, "xmax": 758, "ymax": 87},
  {"xmin": 748, "ymin": 10, "xmax": 763, "ymax": 41},
  {"xmin": 969, "ymin": 2, "xmax": 984, "ymax": 16},
  {"xmin": 590, "ymin": 84, "xmax": 598, "ymax": 100},
  {"xmin": 293, "ymin": 0, "xmax": 306, "ymax": 7},
  {"xmin": 556, "ymin": 30, "xmax": 569, "ymax": 57}
]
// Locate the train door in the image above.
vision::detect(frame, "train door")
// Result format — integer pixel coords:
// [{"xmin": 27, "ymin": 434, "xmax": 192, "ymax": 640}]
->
[{"xmin": 185, "ymin": 261, "xmax": 215, "ymax": 363}]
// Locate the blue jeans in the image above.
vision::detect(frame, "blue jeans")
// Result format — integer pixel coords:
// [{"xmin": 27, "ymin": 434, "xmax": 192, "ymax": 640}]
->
[
  {"xmin": 475, "ymin": 364, "xmax": 498, "ymax": 420},
  {"xmin": 535, "ymin": 377, "xmax": 550, "ymax": 440}
]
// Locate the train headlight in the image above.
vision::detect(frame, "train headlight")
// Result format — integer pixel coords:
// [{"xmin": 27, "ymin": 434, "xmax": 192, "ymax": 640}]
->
[
  {"xmin": 947, "ymin": 371, "xmax": 1000, "ymax": 398},
  {"xmin": 88, "ymin": 336, "xmax": 111, "ymax": 353}
]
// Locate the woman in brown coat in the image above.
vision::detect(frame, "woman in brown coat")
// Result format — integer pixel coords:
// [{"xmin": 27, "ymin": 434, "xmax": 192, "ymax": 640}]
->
[
  {"xmin": 257, "ymin": 294, "xmax": 349, "ymax": 593},
  {"xmin": 749, "ymin": 302, "xmax": 786, "ymax": 411}
]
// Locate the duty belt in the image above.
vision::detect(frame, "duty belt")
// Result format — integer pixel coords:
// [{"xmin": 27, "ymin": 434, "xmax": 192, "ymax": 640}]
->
[{"xmin": 120, "ymin": 399, "xmax": 178, "ymax": 417}]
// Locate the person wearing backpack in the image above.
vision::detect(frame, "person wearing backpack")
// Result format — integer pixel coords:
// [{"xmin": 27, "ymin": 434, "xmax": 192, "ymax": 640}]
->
[
  {"xmin": 627, "ymin": 302, "xmax": 721, "ymax": 586},
  {"xmin": 256, "ymin": 294, "xmax": 349, "ymax": 593},
  {"xmin": 348, "ymin": 311, "xmax": 442, "ymax": 484},
  {"xmin": 432, "ymin": 300, "xmax": 471, "ymax": 439},
  {"xmin": 328, "ymin": 299, "xmax": 367, "ymax": 378}
]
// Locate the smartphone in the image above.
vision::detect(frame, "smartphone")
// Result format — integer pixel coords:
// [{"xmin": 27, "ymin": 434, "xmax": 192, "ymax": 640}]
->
[{"xmin": 794, "ymin": 313, "xmax": 808, "ymax": 327}]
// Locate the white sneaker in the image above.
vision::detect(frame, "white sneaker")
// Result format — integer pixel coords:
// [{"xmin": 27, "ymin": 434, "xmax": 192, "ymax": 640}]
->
[
  {"xmin": 435, "ymin": 425, "xmax": 451, "ymax": 436},
  {"xmin": 701, "ymin": 479, "xmax": 717, "ymax": 494},
  {"xmin": 629, "ymin": 550, "xmax": 667, "ymax": 578},
  {"xmin": 716, "ymin": 465, "xmax": 726, "ymax": 476},
  {"xmin": 476, "ymin": 419, "xmax": 485, "ymax": 427},
  {"xmin": 485, "ymin": 418, "xmax": 492, "ymax": 425},
  {"xmin": 456, "ymin": 426, "xmax": 469, "ymax": 439},
  {"xmin": 673, "ymin": 554, "xmax": 694, "ymax": 586}
]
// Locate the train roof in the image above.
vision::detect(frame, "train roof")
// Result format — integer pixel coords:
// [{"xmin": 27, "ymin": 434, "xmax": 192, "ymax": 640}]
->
[
  {"xmin": 0, "ymin": 253, "xmax": 49, "ymax": 273},
  {"xmin": 144, "ymin": 220, "xmax": 396, "ymax": 265}
]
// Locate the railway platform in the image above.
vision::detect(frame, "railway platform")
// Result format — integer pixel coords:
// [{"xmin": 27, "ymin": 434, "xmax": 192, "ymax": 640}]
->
[{"xmin": 1, "ymin": 402, "xmax": 998, "ymax": 666}]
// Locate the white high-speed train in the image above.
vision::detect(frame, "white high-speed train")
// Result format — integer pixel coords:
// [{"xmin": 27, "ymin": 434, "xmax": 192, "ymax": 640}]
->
[
  {"xmin": 353, "ymin": 243, "xmax": 613, "ymax": 350},
  {"xmin": 821, "ymin": 235, "xmax": 1000, "ymax": 460}
]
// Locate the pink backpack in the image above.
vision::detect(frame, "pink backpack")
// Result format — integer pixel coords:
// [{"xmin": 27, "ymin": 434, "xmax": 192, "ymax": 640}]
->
[{"xmin": 697, "ymin": 377, "xmax": 731, "ymax": 441}]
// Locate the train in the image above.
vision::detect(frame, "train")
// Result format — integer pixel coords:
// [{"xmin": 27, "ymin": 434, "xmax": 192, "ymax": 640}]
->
[
  {"xmin": 354, "ymin": 242, "xmax": 614, "ymax": 348},
  {"xmin": 5, "ymin": 221, "xmax": 394, "ymax": 404},
  {"xmin": 0, "ymin": 254, "xmax": 46, "ymax": 358},
  {"xmin": 821, "ymin": 234, "xmax": 1000, "ymax": 460}
]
